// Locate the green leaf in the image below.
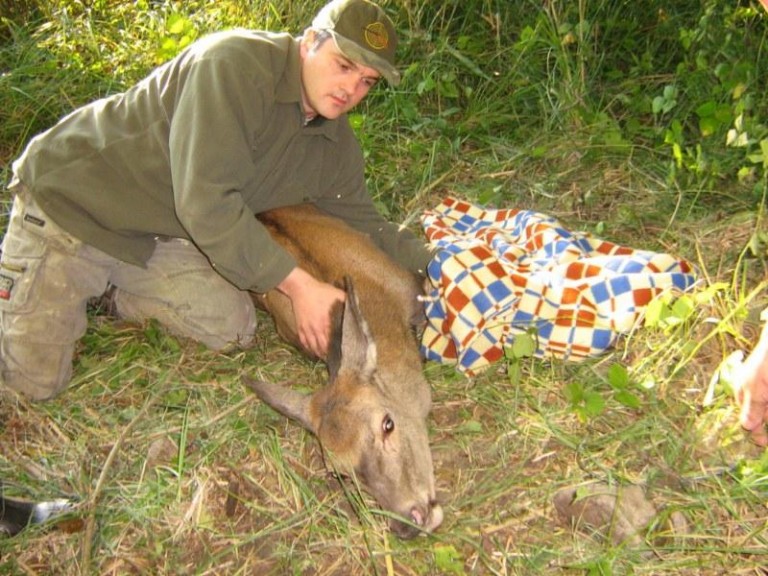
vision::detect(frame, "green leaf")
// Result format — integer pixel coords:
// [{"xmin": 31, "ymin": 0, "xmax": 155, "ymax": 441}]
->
[
  {"xmin": 158, "ymin": 37, "xmax": 179, "ymax": 59},
  {"xmin": 178, "ymin": 34, "xmax": 194, "ymax": 51},
  {"xmin": 614, "ymin": 390, "xmax": 641, "ymax": 409},
  {"xmin": 696, "ymin": 100, "xmax": 716, "ymax": 118},
  {"xmin": 416, "ymin": 77, "xmax": 436, "ymax": 95},
  {"xmin": 698, "ymin": 116, "xmax": 719, "ymax": 137},
  {"xmin": 587, "ymin": 558, "xmax": 613, "ymax": 576},
  {"xmin": 348, "ymin": 113, "xmax": 365, "ymax": 129},
  {"xmin": 458, "ymin": 420, "xmax": 483, "ymax": 434},
  {"xmin": 672, "ymin": 142, "xmax": 683, "ymax": 166},
  {"xmin": 167, "ymin": 14, "xmax": 190, "ymax": 35},
  {"xmin": 518, "ymin": 25, "xmax": 536, "ymax": 44},
  {"xmin": 564, "ymin": 381, "xmax": 584, "ymax": 404},
  {"xmin": 671, "ymin": 295, "xmax": 695, "ymax": 321},
  {"xmin": 511, "ymin": 332, "xmax": 537, "ymax": 359},
  {"xmin": 583, "ymin": 391, "xmax": 606, "ymax": 418},
  {"xmin": 643, "ymin": 297, "xmax": 667, "ymax": 327},
  {"xmin": 652, "ymin": 96, "xmax": 664, "ymax": 115},
  {"xmin": 438, "ymin": 79, "xmax": 460, "ymax": 99},
  {"xmin": 737, "ymin": 166, "xmax": 755, "ymax": 181},
  {"xmin": 434, "ymin": 544, "xmax": 466, "ymax": 575},
  {"xmin": 607, "ymin": 363, "xmax": 630, "ymax": 390},
  {"xmin": 693, "ymin": 282, "xmax": 728, "ymax": 305}
]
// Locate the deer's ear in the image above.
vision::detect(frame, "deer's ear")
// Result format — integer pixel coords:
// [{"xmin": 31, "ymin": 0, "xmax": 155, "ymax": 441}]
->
[
  {"xmin": 243, "ymin": 376, "xmax": 317, "ymax": 434},
  {"xmin": 326, "ymin": 297, "xmax": 345, "ymax": 382},
  {"xmin": 326, "ymin": 277, "xmax": 377, "ymax": 384}
]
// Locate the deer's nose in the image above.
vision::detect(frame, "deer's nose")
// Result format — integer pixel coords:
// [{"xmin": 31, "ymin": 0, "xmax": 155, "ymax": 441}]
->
[
  {"xmin": 413, "ymin": 500, "xmax": 443, "ymax": 532},
  {"xmin": 390, "ymin": 500, "xmax": 444, "ymax": 539}
]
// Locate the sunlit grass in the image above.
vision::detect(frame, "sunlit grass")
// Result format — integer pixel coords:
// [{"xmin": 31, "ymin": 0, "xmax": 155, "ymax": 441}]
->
[{"xmin": 2, "ymin": 1, "xmax": 768, "ymax": 574}]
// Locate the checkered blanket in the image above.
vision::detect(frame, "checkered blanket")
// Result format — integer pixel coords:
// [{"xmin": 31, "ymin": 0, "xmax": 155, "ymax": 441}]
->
[{"xmin": 420, "ymin": 197, "xmax": 698, "ymax": 376}]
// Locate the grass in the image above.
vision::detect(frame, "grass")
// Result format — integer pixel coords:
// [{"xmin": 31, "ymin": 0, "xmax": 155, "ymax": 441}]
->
[{"xmin": 2, "ymin": 1, "xmax": 768, "ymax": 574}]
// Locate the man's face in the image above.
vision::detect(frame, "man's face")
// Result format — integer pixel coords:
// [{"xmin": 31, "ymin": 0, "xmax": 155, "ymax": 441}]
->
[{"xmin": 300, "ymin": 32, "xmax": 381, "ymax": 120}]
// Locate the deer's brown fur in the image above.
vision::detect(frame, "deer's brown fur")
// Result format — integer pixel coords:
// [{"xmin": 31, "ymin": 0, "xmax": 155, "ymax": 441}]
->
[{"xmin": 243, "ymin": 204, "xmax": 442, "ymax": 538}]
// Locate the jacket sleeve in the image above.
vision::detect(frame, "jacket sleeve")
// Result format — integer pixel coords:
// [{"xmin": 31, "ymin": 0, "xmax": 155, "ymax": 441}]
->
[
  {"xmin": 168, "ymin": 53, "xmax": 296, "ymax": 292},
  {"xmin": 314, "ymin": 124, "xmax": 433, "ymax": 277}
]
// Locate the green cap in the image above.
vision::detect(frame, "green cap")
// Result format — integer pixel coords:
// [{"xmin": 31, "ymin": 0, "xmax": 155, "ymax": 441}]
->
[{"xmin": 312, "ymin": 0, "xmax": 400, "ymax": 86}]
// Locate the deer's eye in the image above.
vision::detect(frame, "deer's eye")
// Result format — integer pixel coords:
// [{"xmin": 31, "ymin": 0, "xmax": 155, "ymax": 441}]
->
[{"xmin": 382, "ymin": 415, "xmax": 395, "ymax": 435}]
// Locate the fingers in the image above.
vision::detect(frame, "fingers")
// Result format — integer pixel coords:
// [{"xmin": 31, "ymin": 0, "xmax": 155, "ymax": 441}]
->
[
  {"xmin": 299, "ymin": 324, "xmax": 328, "ymax": 359},
  {"xmin": 740, "ymin": 391, "xmax": 768, "ymax": 447},
  {"xmin": 741, "ymin": 403, "xmax": 768, "ymax": 447},
  {"xmin": 295, "ymin": 282, "xmax": 345, "ymax": 359},
  {"xmin": 736, "ymin": 353, "xmax": 768, "ymax": 446},
  {"xmin": 751, "ymin": 425, "xmax": 768, "ymax": 447}
]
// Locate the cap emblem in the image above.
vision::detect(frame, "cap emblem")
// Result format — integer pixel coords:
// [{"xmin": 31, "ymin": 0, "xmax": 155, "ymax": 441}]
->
[{"xmin": 363, "ymin": 21, "xmax": 389, "ymax": 51}]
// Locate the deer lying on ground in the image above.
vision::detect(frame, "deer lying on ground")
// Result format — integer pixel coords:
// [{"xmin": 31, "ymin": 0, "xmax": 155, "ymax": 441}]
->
[{"xmin": 244, "ymin": 204, "xmax": 443, "ymax": 539}]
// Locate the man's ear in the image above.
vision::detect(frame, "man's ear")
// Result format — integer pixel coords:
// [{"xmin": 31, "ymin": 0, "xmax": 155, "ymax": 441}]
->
[{"xmin": 300, "ymin": 29, "xmax": 316, "ymax": 57}]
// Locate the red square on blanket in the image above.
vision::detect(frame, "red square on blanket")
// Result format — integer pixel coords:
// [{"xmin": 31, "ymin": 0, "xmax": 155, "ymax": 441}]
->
[
  {"xmin": 446, "ymin": 286, "xmax": 470, "ymax": 310},
  {"xmin": 633, "ymin": 288, "xmax": 654, "ymax": 306}
]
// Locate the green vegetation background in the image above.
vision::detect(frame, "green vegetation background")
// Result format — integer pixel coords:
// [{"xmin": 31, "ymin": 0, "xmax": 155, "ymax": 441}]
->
[
  {"xmin": 2, "ymin": 0, "xmax": 767, "ymax": 217},
  {"xmin": 1, "ymin": 1, "xmax": 768, "ymax": 575}
]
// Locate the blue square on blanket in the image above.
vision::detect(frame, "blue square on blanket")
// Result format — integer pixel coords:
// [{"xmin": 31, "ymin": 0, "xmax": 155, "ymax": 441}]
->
[
  {"xmin": 487, "ymin": 279, "xmax": 513, "ymax": 301},
  {"xmin": 425, "ymin": 293, "xmax": 446, "ymax": 318},
  {"xmin": 510, "ymin": 309, "xmax": 535, "ymax": 325},
  {"xmin": 421, "ymin": 345, "xmax": 443, "ymax": 363},
  {"xmin": 453, "ymin": 268, "xmax": 470, "ymax": 284},
  {"xmin": 456, "ymin": 214, "xmax": 477, "ymax": 232},
  {"xmin": 590, "ymin": 282, "xmax": 610, "ymax": 304},
  {"xmin": 614, "ymin": 258, "xmax": 646, "ymax": 274},
  {"xmin": 469, "ymin": 259, "xmax": 489, "ymax": 272},
  {"xmin": 471, "ymin": 291, "xmax": 494, "ymax": 314},
  {"xmin": 609, "ymin": 275, "xmax": 632, "ymax": 296},
  {"xmin": 591, "ymin": 328, "xmax": 614, "ymax": 349},
  {"xmin": 459, "ymin": 347, "xmax": 482, "ymax": 368},
  {"xmin": 536, "ymin": 322, "xmax": 553, "ymax": 340}
]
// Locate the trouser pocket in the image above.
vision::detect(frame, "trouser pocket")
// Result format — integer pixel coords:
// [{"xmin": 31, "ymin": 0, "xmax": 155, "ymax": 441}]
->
[{"xmin": 0, "ymin": 195, "xmax": 47, "ymax": 313}]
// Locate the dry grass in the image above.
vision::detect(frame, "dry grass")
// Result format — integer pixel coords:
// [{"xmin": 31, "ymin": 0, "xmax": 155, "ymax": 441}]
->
[{"xmin": 3, "ymin": 156, "xmax": 768, "ymax": 574}]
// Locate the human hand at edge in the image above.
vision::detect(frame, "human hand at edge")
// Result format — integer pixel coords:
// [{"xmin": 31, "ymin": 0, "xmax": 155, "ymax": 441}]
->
[
  {"xmin": 737, "ymin": 320, "xmax": 768, "ymax": 446},
  {"xmin": 277, "ymin": 267, "xmax": 345, "ymax": 359}
]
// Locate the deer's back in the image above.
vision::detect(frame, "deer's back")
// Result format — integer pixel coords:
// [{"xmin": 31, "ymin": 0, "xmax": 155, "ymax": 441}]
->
[{"xmin": 255, "ymin": 204, "xmax": 423, "ymax": 351}]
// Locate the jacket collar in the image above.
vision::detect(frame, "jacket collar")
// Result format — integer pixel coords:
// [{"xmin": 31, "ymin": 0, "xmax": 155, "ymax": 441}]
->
[{"xmin": 275, "ymin": 37, "xmax": 341, "ymax": 141}]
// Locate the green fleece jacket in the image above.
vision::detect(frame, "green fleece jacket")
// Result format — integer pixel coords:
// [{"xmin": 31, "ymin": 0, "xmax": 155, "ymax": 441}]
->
[{"xmin": 12, "ymin": 29, "xmax": 431, "ymax": 292}]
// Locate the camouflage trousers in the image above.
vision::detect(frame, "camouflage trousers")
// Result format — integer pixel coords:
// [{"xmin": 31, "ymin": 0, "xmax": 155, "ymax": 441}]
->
[{"xmin": 0, "ymin": 186, "xmax": 257, "ymax": 400}]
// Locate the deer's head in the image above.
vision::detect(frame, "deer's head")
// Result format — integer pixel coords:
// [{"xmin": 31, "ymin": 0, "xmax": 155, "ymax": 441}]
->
[{"xmin": 244, "ymin": 281, "xmax": 441, "ymax": 538}]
